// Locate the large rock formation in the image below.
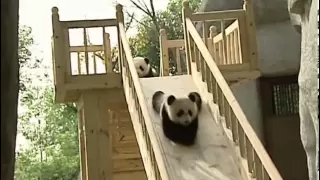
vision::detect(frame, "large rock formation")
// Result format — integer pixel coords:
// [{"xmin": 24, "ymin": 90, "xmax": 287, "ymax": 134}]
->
[
  {"xmin": 287, "ymin": 0, "xmax": 319, "ymax": 179},
  {"xmin": 1, "ymin": 0, "xmax": 20, "ymax": 179}
]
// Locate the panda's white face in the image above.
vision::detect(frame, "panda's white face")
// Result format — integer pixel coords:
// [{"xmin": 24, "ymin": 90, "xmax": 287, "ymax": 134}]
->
[
  {"xmin": 133, "ymin": 57, "xmax": 151, "ymax": 77},
  {"xmin": 165, "ymin": 93, "xmax": 199, "ymax": 126}
]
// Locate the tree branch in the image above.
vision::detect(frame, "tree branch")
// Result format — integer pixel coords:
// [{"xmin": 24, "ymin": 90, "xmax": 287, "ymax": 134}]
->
[
  {"xmin": 149, "ymin": 0, "xmax": 160, "ymax": 33},
  {"xmin": 149, "ymin": 0, "xmax": 156, "ymax": 19},
  {"xmin": 125, "ymin": 11, "xmax": 135, "ymax": 31},
  {"xmin": 94, "ymin": 52, "xmax": 104, "ymax": 60},
  {"xmin": 129, "ymin": 0, "xmax": 150, "ymax": 15},
  {"xmin": 129, "ymin": 0, "xmax": 160, "ymax": 34},
  {"xmin": 139, "ymin": 0, "xmax": 151, "ymax": 13},
  {"xmin": 125, "ymin": 10, "xmax": 149, "ymax": 29}
]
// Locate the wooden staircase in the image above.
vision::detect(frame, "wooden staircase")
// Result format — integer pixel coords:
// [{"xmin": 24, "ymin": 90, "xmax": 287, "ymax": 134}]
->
[{"xmin": 110, "ymin": 109, "xmax": 147, "ymax": 179}]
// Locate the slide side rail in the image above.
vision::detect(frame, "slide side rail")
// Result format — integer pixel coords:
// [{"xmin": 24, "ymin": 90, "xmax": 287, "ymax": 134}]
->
[
  {"xmin": 183, "ymin": 15, "xmax": 283, "ymax": 180},
  {"xmin": 116, "ymin": 4, "xmax": 169, "ymax": 180}
]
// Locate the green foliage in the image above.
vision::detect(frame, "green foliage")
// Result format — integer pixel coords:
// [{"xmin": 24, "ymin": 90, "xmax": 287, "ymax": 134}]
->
[
  {"xmin": 16, "ymin": 87, "xmax": 79, "ymax": 180},
  {"xmin": 128, "ymin": 0, "xmax": 202, "ymax": 71},
  {"xmin": 15, "ymin": 25, "xmax": 80, "ymax": 180},
  {"xmin": 19, "ymin": 25, "xmax": 34, "ymax": 65}
]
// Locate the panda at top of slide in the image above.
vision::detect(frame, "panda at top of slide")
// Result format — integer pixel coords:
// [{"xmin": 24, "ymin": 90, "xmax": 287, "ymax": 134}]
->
[{"xmin": 133, "ymin": 56, "xmax": 157, "ymax": 78}]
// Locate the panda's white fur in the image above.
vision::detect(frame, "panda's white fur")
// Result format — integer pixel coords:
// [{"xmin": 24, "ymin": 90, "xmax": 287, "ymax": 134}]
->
[
  {"xmin": 152, "ymin": 91, "xmax": 202, "ymax": 146},
  {"xmin": 163, "ymin": 95, "xmax": 199, "ymax": 125},
  {"xmin": 133, "ymin": 56, "xmax": 157, "ymax": 78}
]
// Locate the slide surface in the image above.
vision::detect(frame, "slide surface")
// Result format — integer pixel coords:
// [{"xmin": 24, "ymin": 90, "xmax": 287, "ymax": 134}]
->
[{"xmin": 139, "ymin": 75, "xmax": 243, "ymax": 180}]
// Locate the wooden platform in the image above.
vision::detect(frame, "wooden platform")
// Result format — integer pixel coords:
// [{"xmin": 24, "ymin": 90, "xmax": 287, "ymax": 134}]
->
[{"xmin": 139, "ymin": 75, "xmax": 243, "ymax": 180}]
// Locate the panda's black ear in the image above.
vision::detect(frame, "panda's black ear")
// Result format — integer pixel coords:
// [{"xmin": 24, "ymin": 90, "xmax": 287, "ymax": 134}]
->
[
  {"xmin": 188, "ymin": 92, "xmax": 197, "ymax": 102},
  {"xmin": 144, "ymin": 58, "xmax": 150, "ymax": 64},
  {"xmin": 167, "ymin": 95, "xmax": 176, "ymax": 105}
]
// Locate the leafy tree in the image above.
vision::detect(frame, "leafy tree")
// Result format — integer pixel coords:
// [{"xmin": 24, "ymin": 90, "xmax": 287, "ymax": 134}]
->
[
  {"xmin": 128, "ymin": 0, "xmax": 201, "ymax": 72},
  {"xmin": 15, "ymin": 87, "xmax": 79, "ymax": 180},
  {"xmin": 18, "ymin": 25, "xmax": 36, "ymax": 91},
  {"xmin": 15, "ymin": 26, "xmax": 80, "ymax": 180}
]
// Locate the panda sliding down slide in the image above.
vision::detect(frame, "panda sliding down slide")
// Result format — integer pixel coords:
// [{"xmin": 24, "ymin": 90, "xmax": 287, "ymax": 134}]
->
[
  {"xmin": 133, "ymin": 56, "xmax": 203, "ymax": 146},
  {"xmin": 152, "ymin": 91, "xmax": 203, "ymax": 146}
]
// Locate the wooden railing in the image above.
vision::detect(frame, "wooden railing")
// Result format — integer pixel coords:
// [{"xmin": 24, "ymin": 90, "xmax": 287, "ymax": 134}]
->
[
  {"xmin": 51, "ymin": 7, "xmax": 122, "ymax": 102},
  {"xmin": 211, "ymin": 20, "xmax": 243, "ymax": 66},
  {"xmin": 187, "ymin": 3, "xmax": 259, "ymax": 73},
  {"xmin": 182, "ymin": 1, "xmax": 282, "ymax": 180},
  {"xmin": 51, "ymin": 7, "xmax": 115, "ymax": 83},
  {"xmin": 69, "ymin": 37, "xmax": 111, "ymax": 75},
  {"xmin": 116, "ymin": 4, "xmax": 168, "ymax": 180},
  {"xmin": 159, "ymin": 1, "xmax": 259, "ymax": 79},
  {"xmin": 159, "ymin": 28, "xmax": 217, "ymax": 77},
  {"xmin": 159, "ymin": 29, "xmax": 187, "ymax": 76}
]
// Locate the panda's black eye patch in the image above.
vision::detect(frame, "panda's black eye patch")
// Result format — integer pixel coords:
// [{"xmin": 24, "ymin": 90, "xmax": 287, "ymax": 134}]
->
[
  {"xmin": 139, "ymin": 66, "xmax": 144, "ymax": 71},
  {"xmin": 176, "ymin": 110, "xmax": 184, "ymax": 117},
  {"xmin": 188, "ymin": 110, "xmax": 193, "ymax": 116}
]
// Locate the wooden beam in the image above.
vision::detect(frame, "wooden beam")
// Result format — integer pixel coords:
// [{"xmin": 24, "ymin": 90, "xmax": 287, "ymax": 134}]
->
[
  {"xmin": 80, "ymin": 90, "xmax": 127, "ymax": 180},
  {"xmin": 61, "ymin": 19, "xmax": 117, "ymax": 28},
  {"xmin": 66, "ymin": 73, "xmax": 122, "ymax": 91}
]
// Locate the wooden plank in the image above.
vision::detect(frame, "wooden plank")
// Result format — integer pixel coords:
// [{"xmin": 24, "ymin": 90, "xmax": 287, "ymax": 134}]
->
[
  {"xmin": 82, "ymin": 95, "xmax": 100, "ymax": 180},
  {"xmin": 61, "ymin": 19, "xmax": 117, "ymax": 28},
  {"xmin": 65, "ymin": 73, "xmax": 122, "ymax": 91},
  {"xmin": 77, "ymin": 108, "xmax": 87, "ymax": 180},
  {"xmin": 81, "ymin": 90, "xmax": 127, "ymax": 180},
  {"xmin": 166, "ymin": 39, "xmax": 184, "ymax": 48},
  {"xmin": 112, "ymin": 153, "xmax": 141, "ymax": 160},
  {"xmin": 70, "ymin": 45, "xmax": 103, "ymax": 52},
  {"xmin": 113, "ymin": 171, "xmax": 147, "ymax": 180},
  {"xmin": 190, "ymin": 9, "xmax": 245, "ymax": 22},
  {"xmin": 113, "ymin": 158, "xmax": 144, "ymax": 173}
]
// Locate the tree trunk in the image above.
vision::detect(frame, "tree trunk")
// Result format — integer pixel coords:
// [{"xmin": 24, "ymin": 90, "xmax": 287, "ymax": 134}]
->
[{"xmin": 1, "ymin": 0, "xmax": 20, "ymax": 179}]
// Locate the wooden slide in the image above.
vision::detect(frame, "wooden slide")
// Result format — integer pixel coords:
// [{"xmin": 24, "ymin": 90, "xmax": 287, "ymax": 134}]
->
[{"xmin": 133, "ymin": 75, "xmax": 245, "ymax": 180}]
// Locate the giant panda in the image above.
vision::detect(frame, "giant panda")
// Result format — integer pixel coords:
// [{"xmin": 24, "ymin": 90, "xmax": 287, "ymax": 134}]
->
[
  {"xmin": 133, "ymin": 56, "xmax": 157, "ymax": 78},
  {"xmin": 152, "ymin": 90, "xmax": 202, "ymax": 146}
]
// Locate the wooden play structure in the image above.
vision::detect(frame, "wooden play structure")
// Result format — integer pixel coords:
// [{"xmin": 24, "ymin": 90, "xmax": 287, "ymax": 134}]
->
[
  {"xmin": 159, "ymin": 1, "xmax": 261, "ymax": 84},
  {"xmin": 51, "ymin": 0, "xmax": 283, "ymax": 180}
]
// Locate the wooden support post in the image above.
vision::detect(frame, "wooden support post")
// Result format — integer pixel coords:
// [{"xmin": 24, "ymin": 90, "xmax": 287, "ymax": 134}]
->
[
  {"xmin": 116, "ymin": 4, "xmax": 124, "ymax": 75},
  {"xmin": 209, "ymin": 26, "xmax": 217, "ymax": 60},
  {"xmin": 159, "ymin": 29, "xmax": 169, "ymax": 76},
  {"xmin": 175, "ymin": 48, "xmax": 182, "ymax": 74},
  {"xmin": 51, "ymin": 7, "xmax": 67, "ymax": 102},
  {"xmin": 103, "ymin": 32, "xmax": 113, "ymax": 73},
  {"xmin": 79, "ymin": 90, "xmax": 116, "ymax": 180},
  {"xmin": 243, "ymin": 0, "xmax": 259, "ymax": 70},
  {"xmin": 182, "ymin": 0, "xmax": 192, "ymax": 75},
  {"xmin": 77, "ymin": 104, "xmax": 87, "ymax": 180}
]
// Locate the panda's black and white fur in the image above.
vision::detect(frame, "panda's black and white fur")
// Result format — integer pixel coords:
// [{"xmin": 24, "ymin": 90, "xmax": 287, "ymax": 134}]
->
[
  {"xmin": 133, "ymin": 57, "xmax": 157, "ymax": 78},
  {"xmin": 152, "ymin": 91, "xmax": 202, "ymax": 146}
]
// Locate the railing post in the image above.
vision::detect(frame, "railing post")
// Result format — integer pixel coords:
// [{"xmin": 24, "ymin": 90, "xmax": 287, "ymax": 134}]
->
[
  {"xmin": 182, "ymin": 0, "xmax": 192, "ymax": 75},
  {"xmin": 159, "ymin": 29, "xmax": 170, "ymax": 76},
  {"xmin": 103, "ymin": 33, "xmax": 113, "ymax": 73},
  {"xmin": 243, "ymin": 0, "xmax": 259, "ymax": 70},
  {"xmin": 51, "ymin": 7, "xmax": 65, "ymax": 87},
  {"xmin": 116, "ymin": 4, "xmax": 124, "ymax": 74},
  {"xmin": 175, "ymin": 48, "xmax": 182, "ymax": 75},
  {"xmin": 209, "ymin": 26, "xmax": 217, "ymax": 60}
]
